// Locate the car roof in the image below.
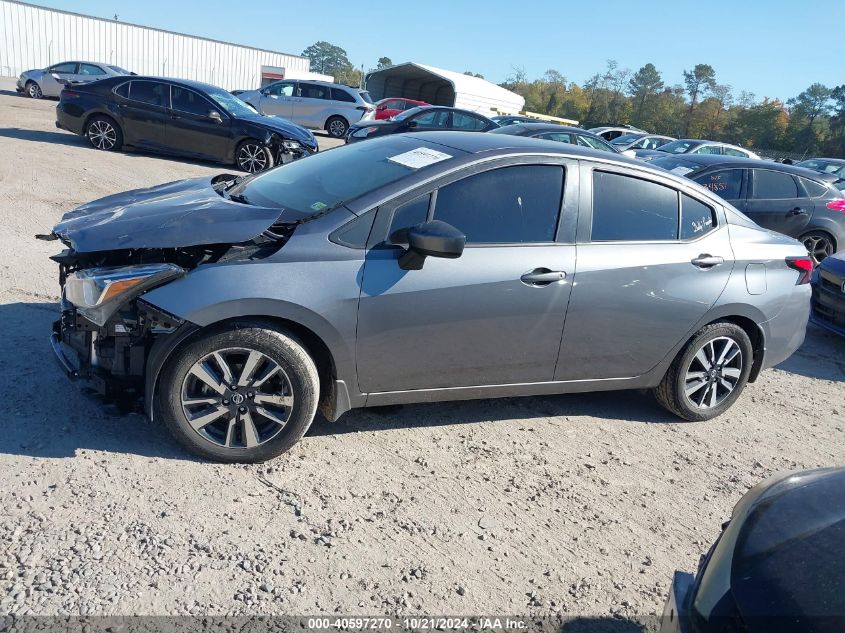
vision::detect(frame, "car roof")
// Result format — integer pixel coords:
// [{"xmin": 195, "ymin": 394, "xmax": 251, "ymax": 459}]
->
[
  {"xmin": 109, "ymin": 76, "xmax": 228, "ymax": 92},
  {"xmin": 490, "ymin": 123, "xmax": 588, "ymax": 135},
  {"xmin": 409, "ymin": 105, "xmax": 493, "ymax": 119},
  {"xmin": 655, "ymin": 154, "xmax": 841, "ymax": 182}
]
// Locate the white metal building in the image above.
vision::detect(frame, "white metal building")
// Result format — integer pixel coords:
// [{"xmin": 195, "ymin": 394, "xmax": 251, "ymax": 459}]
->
[
  {"xmin": 0, "ymin": 0, "xmax": 320, "ymax": 90},
  {"xmin": 365, "ymin": 62, "xmax": 525, "ymax": 116}
]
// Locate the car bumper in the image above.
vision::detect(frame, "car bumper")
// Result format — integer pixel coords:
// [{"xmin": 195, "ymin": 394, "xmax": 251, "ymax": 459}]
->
[
  {"xmin": 760, "ymin": 284, "xmax": 811, "ymax": 370},
  {"xmin": 659, "ymin": 571, "xmax": 695, "ymax": 633},
  {"xmin": 55, "ymin": 104, "xmax": 85, "ymax": 135}
]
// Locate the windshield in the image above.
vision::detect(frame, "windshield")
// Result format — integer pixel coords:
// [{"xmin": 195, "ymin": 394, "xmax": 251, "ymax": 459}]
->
[
  {"xmin": 359, "ymin": 90, "xmax": 374, "ymax": 104},
  {"xmin": 107, "ymin": 65, "xmax": 130, "ymax": 75},
  {"xmin": 657, "ymin": 140, "xmax": 697, "ymax": 154},
  {"xmin": 234, "ymin": 136, "xmax": 462, "ymax": 213},
  {"xmin": 205, "ymin": 87, "xmax": 257, "ymax": 118},
  {"xmin": 610, "ymin": 134, "xmax": 644, "ymax": 145}
]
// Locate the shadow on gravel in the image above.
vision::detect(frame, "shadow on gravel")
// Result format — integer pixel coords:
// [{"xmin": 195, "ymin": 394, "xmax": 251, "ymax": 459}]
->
[
  {"xmin": 561, "ymin": 617, "xmax": 646, "ymax": 632},
  {"xmin": 0, "ymin": 126, "xmax": 85, "ymax": 147},
  {"xmin": 776, "ymin": 325, "xmax": 845, "ymax": 383}
]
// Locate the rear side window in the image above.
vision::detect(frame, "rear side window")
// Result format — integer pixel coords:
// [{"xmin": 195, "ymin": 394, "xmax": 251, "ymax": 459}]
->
[
  {"xmin": 129, "ymin": 81, "xmax": 168, "ymax": 107},
  {"xmin": 799, "ymin": 177, "xmax": 829, "ymax": 198},
  {"xmin": 113, "ymin": 82, "xmax": 129, "ymax": 98},
  {"xmin": 681, "ymin": 194, "xmax": 716, "ymax": 239},
  {"xmin": 433, "ymin": 165, "xmax": 564, "ymax": 243},
  {"xmin": 452, "ymin": 112, "xmax": 488, "ymax": 130},
  {"xmin": 79, "ymin": 63, "xmax": 106, "ymax": 76},
  {"xmin": 752, "ymin": 170, "xmax": 798, "ymax": 199},
  {"xmin": 592, "ymin": 171, "xmax": 678, "ymax": 241},
  {"xmin": 693, "ymin": 169, "xmax": 743, "ymax": 199},
  {"xmin": 331, "ymin": 87, "xmax": 356, "ymax": 103}
]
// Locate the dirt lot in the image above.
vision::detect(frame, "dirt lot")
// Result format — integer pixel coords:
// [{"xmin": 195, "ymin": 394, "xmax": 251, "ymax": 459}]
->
[{"xmin": 1, "ymin": 79, "xmax": 844, "ymax": 626}]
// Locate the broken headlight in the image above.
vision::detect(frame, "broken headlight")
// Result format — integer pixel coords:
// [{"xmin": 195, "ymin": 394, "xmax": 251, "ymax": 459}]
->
[{"xmin": 65, "ymin": 263, "xmax": 185, "ymax": 326}]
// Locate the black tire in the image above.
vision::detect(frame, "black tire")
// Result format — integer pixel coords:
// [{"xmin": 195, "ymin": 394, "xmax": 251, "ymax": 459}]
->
[
  {"xmin": 85, "ymin": 115, "xmax": 123, "ymax": 151},
  {"xmin": 799, "ymin": 230, "xmax": 836, "ymax": 265},
  {"xmin": 155, "ymin": 323, "xmax": 319, "ymax": 463},
  {"xmin": 235, "ymin": 139, "xmax": 274, "ymax": 173},
  {"xmin": 25, "ymin": 81, "xmax": 43, "ymax": 99},
  {"xmin": 325, "ymin": 116, "xmax": 348, "ymax": 138},
  {"xmin": 654, "ymin": 322, "xmax": 753, "ymax": 422}
]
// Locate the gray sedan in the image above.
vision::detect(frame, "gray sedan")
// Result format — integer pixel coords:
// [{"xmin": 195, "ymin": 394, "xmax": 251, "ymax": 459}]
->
[
  {"xmin": 47, "ymin": 132, "xmax": 811, "ymax": 462},
  {"xmin": 17, "ymin": 61, "xmax": 130, "ymax": 99}
]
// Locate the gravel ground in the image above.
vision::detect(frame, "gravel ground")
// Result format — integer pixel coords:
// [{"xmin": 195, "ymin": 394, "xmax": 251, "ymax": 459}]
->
[{"xmin": 1, "ymin": 79, "xmax": 844, "ymax": 626}]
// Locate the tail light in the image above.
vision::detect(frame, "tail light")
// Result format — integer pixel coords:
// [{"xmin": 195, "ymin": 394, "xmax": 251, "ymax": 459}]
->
[
  {"xmin": 60, "ymin": 89, "xmax": 80, "ymax": 99},
  {"xmin": 825, "ymin": 199, "xmax": 845, "ymax": 212},
  {"xmin": 786, "ymin": 256, "xmax": 813, "ymax": 284}
]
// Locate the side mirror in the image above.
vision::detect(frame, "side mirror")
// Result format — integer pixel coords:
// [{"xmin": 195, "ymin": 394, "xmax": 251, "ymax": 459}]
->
[
  {"xmin": 399, "ymin": 220, "xmax": 465, "ymax": 270},
  {"xmin": 405, "ymin": 119, "xmax": 418, "ymax": 129},
  {"xmin": 208, "ymin": 110, "xmax": 223, "ymax": 124}
]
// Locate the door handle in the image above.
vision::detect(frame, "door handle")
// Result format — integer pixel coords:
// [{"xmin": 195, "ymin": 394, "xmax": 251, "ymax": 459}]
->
[
  {"xmin": 788, "ymin": 207, "xmax": 808, "ymax": 216},
  {"xmin": 691, "ymin": 254, "xmax": 724, "ymax": 269},
  {"xmin": 520, "ymin": 268, "xmax": 566, "ymax": 286}
]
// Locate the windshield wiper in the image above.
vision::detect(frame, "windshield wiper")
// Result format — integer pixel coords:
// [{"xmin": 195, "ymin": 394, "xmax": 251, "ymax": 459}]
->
[{"xmin": 228, "ymin": 192, "xmax": 251, "ymax": 205}]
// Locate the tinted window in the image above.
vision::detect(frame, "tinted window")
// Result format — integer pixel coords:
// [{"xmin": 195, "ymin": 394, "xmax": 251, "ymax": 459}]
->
[
  {"xmin": 359, "ymin": 91, "xmax": 374, "ymax": 104},
  {"xmin": 412, "ymin": 110, "xmax": 450, "ymax": 127},
  {"xmin": 389, "ymin": 195, "xmax": 430, "ymax": 243},
  {"xmin": 300, "ymin": 83, "xmax": 329, "ymax": 99},
  {"xmin": 693, "ymin": 169, "xmax": 743, "ymax": 199},
  {"xmin": 171, "ymin": 86, "xmax": 211, "ymax": 116},
  {"xmin": 577, "ymin": 135, "xmax": 616, "ymax": 153},
  {"xmin": 331, "ymin": 87, "xmax": 356, "ymax": 102},
  {"xmin": 659, "ymin": 140, "xmax": 697, "ymax": 154},
  {"xmin": 693, "ymin": 145, "xmax": 723, "ymax": 155},
  {"xmin": 724, "ymin": 147, "xmax": 749, "ymax": 157},
  {"xmin": 113, "ymin": 82, "xmax": 129, "ymax": 98},
  {"xmin": 48, "ymin": 62, "xmax": 77, "ymax": 74},
  {"xmin": 78, "ymin": 63, "xmax": 106, "ymax": 76},
  {"xmin": 535, "ymin": 132, "xmax": 571, "ymax": 144},
  {"xmin": 108, "ymin": 65, "xmax": 130, "ymax": 74},
  {"xmin": 800, "ymin": 177, "xmax": 829, "ymax": 198},
  {"xmin": 592, "ymin": 171, "xmax": 678, "ymax": 241},
  {"xmin": 681, "ymin": 194, "xmax": 716, "ymax": 239},
  {"xmin": 130, "ymin": 81, "xmax": 168, "ymax": 107},
  {"xmin": 267, "ymin": 81, "xmax": 295, "ymax": 97},
  {"xmin": 434, "ymin": 165, "xmax": 564, "ymax": 243},
  {"xmin": 753, "ymin": 170, "xmax": 798, "ymax": 199},
  {"xmin": 452, "ymin": 112, "xmax": 488, "ymax": 130}
]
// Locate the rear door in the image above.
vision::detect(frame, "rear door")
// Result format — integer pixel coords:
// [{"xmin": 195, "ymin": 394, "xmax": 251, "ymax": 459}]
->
[
  {"xmin": 119, "ymin": 80, "xmax": 170, "ymax": 149},
  {"xmin": 258, "ymin": 80, "xmax": 295, "ymax": 119},
  {"xmin": 291, "ymin": 82, "xmax": 330, "ymax": 128},
  {"xmin": 691, "ymin": 168, "xmax": 747, "ymax": 213},
  {"xmin": 745, "ymin": 168, "xmax": 811, "ymax": 237},
  {"xmin": 166, "ymin": 84, "xmax": 231, "ymax": 161},
  {"xmin": 406, "ymin": 109, "xmax": 451, "ymax": 132},
  {"xmin": 356, "ymin": 159, "xmax": 578, "ymax": 393},
  {"xmin": 556, "ymin": 164, "xmax": 733, "ymax": 380}
]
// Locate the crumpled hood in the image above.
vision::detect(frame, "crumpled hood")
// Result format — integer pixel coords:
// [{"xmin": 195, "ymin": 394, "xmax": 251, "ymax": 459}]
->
[
  {"xmin": 52, "ymin": 176, "xmax": 311, "ymax": 252},
  {"xmin": 241, "ymin": 112, "xmax": 317, "ymax": 148}
]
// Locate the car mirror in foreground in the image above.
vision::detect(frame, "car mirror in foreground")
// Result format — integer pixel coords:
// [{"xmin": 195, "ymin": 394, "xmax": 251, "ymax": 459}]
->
[
  {"xmin": 208, "ymin": 111, "xmax": 223, "ymax": 124},
  {"xmin": 399, "ymin": 220, "xmax": 466, "ymax": 271},
  {"xmin": 405, "ymin": 120, "xmax": 418, "ymax": 129}
]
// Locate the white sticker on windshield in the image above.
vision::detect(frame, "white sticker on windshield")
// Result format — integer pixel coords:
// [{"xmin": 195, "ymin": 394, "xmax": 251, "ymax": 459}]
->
[
  {"xmin": 388, "ymin": 147, "xmax": 452, "ymax": 169},
  {"xmin": 670, "ymin": 166, "xmax": 694, "ymax": 176}
]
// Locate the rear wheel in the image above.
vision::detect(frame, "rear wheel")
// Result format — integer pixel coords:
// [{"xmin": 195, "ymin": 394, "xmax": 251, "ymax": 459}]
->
[
  {"xmin": 156, "ymin": 324, "xmax": 319, "ymax": 463},
  {"xmin": 326, "ymin": 116, "xmax": 349, "ymax": 138},
  {"xmin": 800, "ymin": 230, "xmax": 835, "ymax": 265},
  {"xmin": 236, "ymin": 139, "xmax": 274, "ymax": 172},
  {"xmin": 26, "ymin": 81, "xmax": 42, "ymax": 99},
  {"xmin": 86, "ymin": 115, "xmax": 123, "ymax": 151},
  {"xmin": 654, "ymin": 322, "xmax": 753, "ymax": 421}
]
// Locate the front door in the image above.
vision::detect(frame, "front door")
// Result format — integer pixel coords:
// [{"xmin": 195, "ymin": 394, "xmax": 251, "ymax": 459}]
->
[
  {"xmin": 745, "ymin": 168, "xmax": 812, "ymax": 237},
  {"xmin": 258, "ymin": 81, "xmax": 296, "ymax": 119},
  {"xmin": 120, "ymin": 80, "xmax": 170, "ymax": 150},
  {"xmin": 557, "ymin": 165, "xmax": 734, "ymax": 380},
  {"xmin": 356, "ymin": 161, "xmax": 576, "ymax": 393},
  {"xmin": 166, "ymin": 84, "xmax": 231, "ymax": 162},
  {"xmin": 43, "ymin": 62, "xmax": 78, "ymax": 96}
]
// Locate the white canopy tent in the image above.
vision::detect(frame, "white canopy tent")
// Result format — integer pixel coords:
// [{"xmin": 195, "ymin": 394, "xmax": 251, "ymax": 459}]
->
[{"xmin": 365, "ymin": 62, "xmax": 524, "ymax": 116}]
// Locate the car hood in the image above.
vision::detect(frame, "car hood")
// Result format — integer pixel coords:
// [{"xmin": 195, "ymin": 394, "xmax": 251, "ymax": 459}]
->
[
  {"xmin": 51, "ymin": 176, "xmax": 314, "ymax": 252},
  {"xmin": 239, "ymin": 113, "xmax": 316, "ymax": 146}
]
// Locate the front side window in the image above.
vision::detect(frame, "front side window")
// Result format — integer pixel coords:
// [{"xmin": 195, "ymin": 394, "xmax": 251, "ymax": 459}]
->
[
  {"xmin": 452, "ymin": 112, "xmax": 488, "ymax": 130},
  {"xmin": 171, "ymin": 86, "xmax": 211, "ymax": 116},
  {"xmin": 266, "ymin": 81, "xmax": 295, "ymax": 97},
  {"xmin": 433, "ymin": 165, "xmax": 564, "ymax": 244},
  {"xmin": 752, "ymin": 169, "xmax": 798, "ymax": 199},
  {"xmin": 592, "ymin": 171, "xmax": 678, "ymax": 241},
  {"xmin": 681, "ymin": 194, "xmax": 716, "ymax": 239},
  {"xmin": 79, "ymin": 63, "xmax": 106, "ymax": 76},
  {"xmin": 48, "ymin": 62, "xmax": 77, "ymax": 74},
  {"xmin": 129, "ymin": 81, "xmax": 168, "ymax": 107},
  {"xmin": 693, "ymin": 169, "xmax": 743, "ymax": 199}
]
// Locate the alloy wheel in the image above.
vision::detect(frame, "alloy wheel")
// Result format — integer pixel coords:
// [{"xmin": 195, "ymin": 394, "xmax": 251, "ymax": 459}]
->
[
  {"xmin": 180, "ymin": 347, "xmax": 294, "ymax": 449},
  {"xmin": 28, "ymin": 82, "xmax": 42, "ymax": 99},
  {"xmin": 88, "ymin": 120, "xmax": 117, "ymax": 150},
  {"xmin": 803, "ymin": 234, "xmax": 833, "ymax": 265},
  {"xmin": 237, "ymin": 143, "xmax": 268, "ymax": 172},
  {"xmin": 683, "ymin": 336, "xmax": 743, "ymax": 409},
  {"xmin": 328, "ymin": 119, "xmax": 347, "ymax": 137}
]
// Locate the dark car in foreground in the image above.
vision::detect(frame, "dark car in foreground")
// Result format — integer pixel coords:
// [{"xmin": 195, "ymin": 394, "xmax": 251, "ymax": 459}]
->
[
  {"xmin": 46, "ymin": 132, "xmax": 810, "ymax": 462},
  {"xmin": 660, "ymin": 468, "xmax": 845, "ymax": 633},
  {"xmin": 650, "ymin": 154, "xmax": 845, "ymax": 263},
  {"xmin": 811, "ymin": 251, "xmax": 845, "ymax": 336},
  {"xmin": 488, "ymin": 122, "xmax": 632, "ymax": 155},
  {"xmin": 56, "ymin": 76, "xmax": 318, "ymax": 172},
  {"xmin": 346, "ymin": 106, "xmax": 497, "ymax": 142}
]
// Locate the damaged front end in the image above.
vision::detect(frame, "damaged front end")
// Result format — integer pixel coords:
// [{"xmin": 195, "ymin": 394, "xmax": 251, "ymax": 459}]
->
[{"xmin": 46, "ymin": 173, "xmax": 299, "ymax": 408}]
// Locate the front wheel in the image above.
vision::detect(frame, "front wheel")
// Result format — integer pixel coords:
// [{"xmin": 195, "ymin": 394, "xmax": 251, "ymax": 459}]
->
[
  {"xmin": 156, "ymin": 324, "xmax": 319, "ymax": 462},
  {"xmin": 236, "ymin": 140, "xmax": 274, "ymax": 172},
  {"xmin": 326, "ymin": 116, "xmax": 348, "ymax": 138},
  {"xmin": 654, "ymin": 322, "xmax": 753, "ymax": 421}
]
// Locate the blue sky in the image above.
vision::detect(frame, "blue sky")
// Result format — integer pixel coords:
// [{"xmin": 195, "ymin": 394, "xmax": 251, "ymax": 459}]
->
[{"xmin": 35, "ymin": 0, "xmax": 843, "ymax": 101}]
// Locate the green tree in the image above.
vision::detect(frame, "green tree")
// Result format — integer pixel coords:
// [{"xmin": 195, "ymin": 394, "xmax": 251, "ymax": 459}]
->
[
  {"xmin": 787, "ymin": 83, "xmax": 833, "ymax": 153},
  {"xmin": 376, "ymin": 57, "xmax": 393, "ymax": 69},
  {"xmin": 302, "ymin": 41, "xmax": 354, "ymax": 79},
  {"xmin": 627, "ymin": 63, "xmax": 664, "ymax": 125},
  {"xmin": 463, "ymin": 71, "xmax": 485, "ymax": 79},
  {"xmin": 683, "ymin": 64, "xmax": 716, "ymax": 134}
]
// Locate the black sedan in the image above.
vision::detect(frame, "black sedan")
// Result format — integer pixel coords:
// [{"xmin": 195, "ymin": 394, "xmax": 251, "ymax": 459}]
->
[
  {"xmin": 488, "ymin": 123, "xmax": 629, "ymax": 155},
  {"xmin": 56, "ymin": 76, "xmax": 318, "ymax": 172},
  {"xmin": 650, "ymin": 153, "xmax": 845, "ymax": 263},
  {"xmin": 661, "ymin": 468, "xmax": 845, "ymax": 633},
  {"xmin": 345, "ymin": 105, "xmax": 497, "ymax": 143}
]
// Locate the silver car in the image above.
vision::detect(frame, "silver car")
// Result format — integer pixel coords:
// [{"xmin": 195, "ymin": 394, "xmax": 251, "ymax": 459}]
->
[
  {"xmin": 17, "ymin": 61, "xmax": 131, "ymax": 99},
  {"xmin": 47, "ymin": 132, "xmax": 811, "ymax": 462},
  {"xmin": 238, "ymin": 79, "xmax": 375, "ymax": 138}
]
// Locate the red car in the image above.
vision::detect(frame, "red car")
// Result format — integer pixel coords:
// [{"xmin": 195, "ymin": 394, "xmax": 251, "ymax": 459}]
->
[{"xmin": 374, "ymin": 97, "xmax": 428, "ymax": 120}]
